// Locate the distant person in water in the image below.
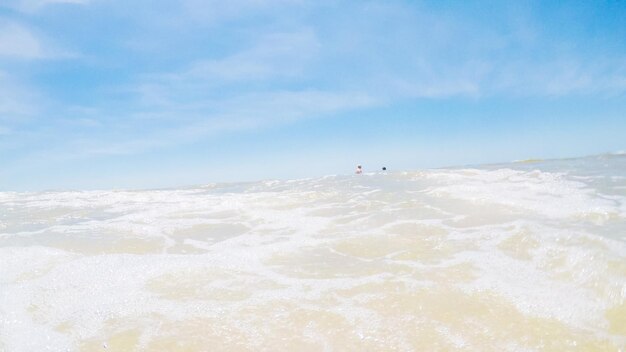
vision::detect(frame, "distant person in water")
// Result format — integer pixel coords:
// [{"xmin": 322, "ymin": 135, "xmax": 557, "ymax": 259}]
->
[{"xmin": 355, "ymin": 165, "xmax": 362, "ymax": 174}]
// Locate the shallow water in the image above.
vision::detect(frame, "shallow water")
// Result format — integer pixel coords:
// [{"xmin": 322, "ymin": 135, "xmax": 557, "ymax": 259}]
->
[{"xmin": 1, "ymin": 154, "xmax": 625, "ymax": 351}]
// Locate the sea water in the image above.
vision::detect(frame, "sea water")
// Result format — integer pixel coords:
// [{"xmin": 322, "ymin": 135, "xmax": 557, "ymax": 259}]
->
[{"xmin": 1, "ymin": 154, "xmax": 625, "ymax": 351}]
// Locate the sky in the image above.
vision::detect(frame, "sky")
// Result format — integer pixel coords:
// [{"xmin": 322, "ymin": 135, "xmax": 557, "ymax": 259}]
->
[{"xmin": 0, "ymin": 0, "xmax": 625, "ymax": 191}]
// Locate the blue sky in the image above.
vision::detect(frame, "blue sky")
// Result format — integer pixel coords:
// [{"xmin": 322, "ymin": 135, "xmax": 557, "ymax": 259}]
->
[{"xmin": 0, "ymin": 0, "xmax": 625, "ymax": 190}]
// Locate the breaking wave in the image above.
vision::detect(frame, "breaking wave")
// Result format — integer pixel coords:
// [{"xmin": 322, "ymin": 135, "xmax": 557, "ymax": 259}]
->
[{"xmin": 1, "ymin": 154, "xmax": 625, "ymax": 351}]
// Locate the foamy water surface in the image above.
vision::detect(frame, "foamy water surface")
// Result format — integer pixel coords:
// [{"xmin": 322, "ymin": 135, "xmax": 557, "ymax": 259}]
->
[{"xmin": 1, "ymin": 154, "xmax": 625, "ymax": 351}]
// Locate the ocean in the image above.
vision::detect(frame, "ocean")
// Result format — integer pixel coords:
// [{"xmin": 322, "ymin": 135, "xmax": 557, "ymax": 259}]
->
[{"xmin": 1, "ymin": 154, "xmax": 625, "ymax": 351}]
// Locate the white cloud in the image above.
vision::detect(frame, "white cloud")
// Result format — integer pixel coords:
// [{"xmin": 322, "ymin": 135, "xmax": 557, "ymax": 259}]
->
[
  {"xmin": 127, "ymin": 89, "xmax": 378, "ymax": 143},
  {"xmin": 0, "ymin": 21, "xmax": 77, "ymax": 59},
  {"xmin": 215, "ymin": 90, "xmax": 378, "ymax": 124},
  {"xmin": 29, "ymin": 88, "xmax": 378, "ymax": 162},
  {"xmin": 179, "ymin": 0, "xmax": 301, "ymax": 24},
  {"xmin": 316, "ymin": 2, "xmax": 626, "ymax": 99},
  {"xmin": 0, "ymin": 22, "xmax": 44, "ymax": 59},
  {"xmin": 0, "ymin": 70, "xmax": 38, "ymax": 119},
  {"xmin": 0, "ymin": 126, "xmax": 12, "ymax": 135},
  {"xmin": 184, "ymin": 30, "xmax": 318, "ymax": 82},
  {"xmin": 4, "ymin": 0, "xmax": 625, "ymax": 169},
  {"xmin": 2, "ymin": 0, "xmax": 91, "ymax": 13},
  {"xmin": 484, "ymin": 57, "xmax": 626, "ymax": 97},
  {"xmin": 139, "ymin": 29, "xmax": 319, "ymax": 97},
  {"xmin": 130, "ymin": 30, "xmax": 321, "ymax": 112}
]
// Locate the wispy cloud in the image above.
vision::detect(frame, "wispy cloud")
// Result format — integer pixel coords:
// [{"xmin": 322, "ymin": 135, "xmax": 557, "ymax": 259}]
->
[
  {"xmin": 0, "ymin": 20, "xmax": 78, "ymax": 59},
  {"xmin": 492, "ymin": 58, "xmax": 626, "ymax": 96},
  {"xmin": 329, "ymin": 2, "xmax": 626, "ymax": 99},
  {"xmin": 2, "ymin": 0, "xmax": 91, "ymax": 13},
  {"xmin": 2, "ymin": 0, "xmax": 626, "ymax": 190},
  {"xmin": 0, "ymin": 22, "xmax": 45, "ymax": 59},
  {"xmin": 130, "ymin": 29, "xmax": 319, "ymax": 109},
  {"xmin": 182, "ymin": 30, "xmax": 319, "ymax": 82},
  {"xmin": 81, "ymin": 89, "xmax": 378, "ymax": 159},
  {"xmin": 26, "ymin": 1, "xmax": 626, "ymax": 163},
  {"xmin": 179, "ymin": 0, "xmax": 303, "ymax": 24},
  {"xmin": 0, "ymin": 70, "xmax": 39, "ymax": 119},
  {"xmin": 129, "ymin": 29, "xmax": 320, "ymax": 110}
]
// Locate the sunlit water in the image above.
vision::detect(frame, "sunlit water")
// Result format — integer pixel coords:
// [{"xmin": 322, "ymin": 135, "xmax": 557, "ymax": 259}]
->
[{"xmin": 1, "ymin": 154, "xmax": 625, "ymax": 351}]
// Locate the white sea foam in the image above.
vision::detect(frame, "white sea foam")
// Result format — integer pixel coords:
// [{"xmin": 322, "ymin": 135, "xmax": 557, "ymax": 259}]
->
[{"xmin": 1, "ymin": 154, "xmax": 625, "ymax": 351}]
